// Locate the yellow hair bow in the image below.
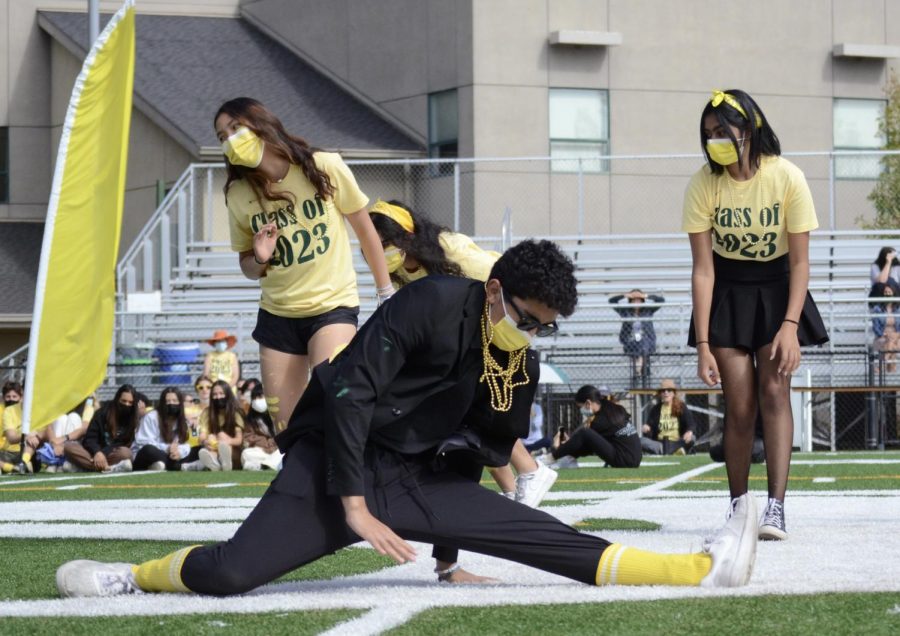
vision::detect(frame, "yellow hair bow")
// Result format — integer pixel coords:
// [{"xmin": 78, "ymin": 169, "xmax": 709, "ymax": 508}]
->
[
  {"xmin": 370, "ymin": 200, "xmax": 415, "ymax": 233},
  {"xmin": 710, "ymin": 90, "xmax": 762, "ymax": 127}
]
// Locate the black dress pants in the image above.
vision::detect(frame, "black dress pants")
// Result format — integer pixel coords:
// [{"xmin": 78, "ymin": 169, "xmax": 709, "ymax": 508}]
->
[{"xmin": 181, "ymin": 438, "xmax": 609, "ymax": 595}]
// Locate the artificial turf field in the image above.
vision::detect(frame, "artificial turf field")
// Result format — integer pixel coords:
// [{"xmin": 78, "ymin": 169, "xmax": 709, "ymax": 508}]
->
[{"xmin": 0, "ymin": 452, "xmax": 898, "ymax": 635}]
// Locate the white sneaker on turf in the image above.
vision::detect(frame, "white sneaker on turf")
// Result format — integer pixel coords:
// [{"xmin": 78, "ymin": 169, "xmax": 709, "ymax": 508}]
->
[
  {"xmin": 515, "ymin": 462, "xmax": 558, "ymax": 508},
  {"xmin": 44, "ymin": 465, "xmax": 58, "ymax": 474},
  {"xmin": 198, "ymin": 448, "xmax": 221, "ymax": 471},
  {"xmin": 701, "ymin": 492, "xmax": 758, "ymax": 588},
  {"xmin": 551, "ymin": 455, "xmax": 579, "ymax": 470},
  {"xmin": 758, "ymin": 498, "xmax": 787, "ymax": 541},
  {"xmin": 56, "ymin": 560, "xmax": 142, "ymax": 598},
  {"xmin": 147, "ymin": 461, "xmax": 166, "ymax": 471},
  {"xmin": 242, "ymin": 461, "xmax": 262, "ymax": 471},
  {"xmin": 501, "ymin": 490, "xmax": 515, "ymax": 500},
  {"xmin": 105, "ymin": 459, "xmax": 132, "ymax": 474},
  {"xmin": 61, "ymin": 460, "xmax": 79, "ymax": 473},
  {"xmin": 217, "ymin": 444, "xmax": 233, "ymax": 471},
  {"xmin": 180, "ymin": 460, "xmax": 204, "ymax": 472}
]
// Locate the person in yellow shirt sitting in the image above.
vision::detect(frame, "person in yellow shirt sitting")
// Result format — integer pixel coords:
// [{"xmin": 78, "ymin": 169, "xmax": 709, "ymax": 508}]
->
[
  {"xmin": 188, "ymin": 380, "xmax": 244, "ymax": 472},
  {"xmin": 203, "ymin": 330, "xmax": 240, "ymax": 387},
  {"xmin": 0, "ymin": 380, "xmax": 24, "ymax": 473},
  {"xmin": 641, "ymin": 379, "xmax": 695, "ymax": 456}
]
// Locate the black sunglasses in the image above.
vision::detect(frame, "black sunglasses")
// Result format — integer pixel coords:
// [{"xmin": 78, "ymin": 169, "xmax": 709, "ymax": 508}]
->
[{"xmin": 506, "ymin": 296, "xmax": 559, "ymax": 337}]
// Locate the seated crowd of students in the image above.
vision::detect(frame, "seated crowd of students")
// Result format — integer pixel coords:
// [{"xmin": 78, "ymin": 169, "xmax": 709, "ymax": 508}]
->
[{"xmin": 0, "ymin": 375, "xmax": 281, "ymax": 475}]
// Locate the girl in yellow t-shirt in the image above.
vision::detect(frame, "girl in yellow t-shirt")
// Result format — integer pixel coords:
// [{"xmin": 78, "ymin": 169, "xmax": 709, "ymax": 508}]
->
[
  {"xmin": 369, "ymin": 199, "xmax": 557, "ymax": 584},
  {"xmin": 682, "ymin": 89, "xmax": 829, "ymax": 542},
  {"xmin": 214, "ymin": 98, "xmax": 392, "ymax": 433}
]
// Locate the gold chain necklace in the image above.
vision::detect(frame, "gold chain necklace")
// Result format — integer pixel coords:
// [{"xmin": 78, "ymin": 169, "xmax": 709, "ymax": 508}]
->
[{"xmin": 479, "ymin": 302, "xmax": 529, "ymax": 412}]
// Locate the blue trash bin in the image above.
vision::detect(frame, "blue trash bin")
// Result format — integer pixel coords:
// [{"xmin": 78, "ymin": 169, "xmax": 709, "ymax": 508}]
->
[{"xmin": 154, "ymin": 344, "xmax": 200, "ymax": 385}]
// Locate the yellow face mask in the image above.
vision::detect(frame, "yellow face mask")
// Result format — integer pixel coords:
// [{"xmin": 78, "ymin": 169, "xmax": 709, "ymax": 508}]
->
[
  {"xmin": 222, "ymin": 127, "xmax": 265, "ymax": 168},
  {"xmin": 383, "ymin": 247, "xmax": 405, "ymax": 273},
  {"xmin": 490, "ymin": 289, "xmax": 532, "ymax": 351},
  {"xmin": 706, "ymin": 137, "xmax": 744, "ymax": 166}
]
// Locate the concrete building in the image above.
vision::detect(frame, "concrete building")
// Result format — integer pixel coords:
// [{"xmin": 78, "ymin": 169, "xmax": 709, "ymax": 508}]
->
[{"xmin": 2, "ymin": 0, "xmax": 899, "ymax": 354}]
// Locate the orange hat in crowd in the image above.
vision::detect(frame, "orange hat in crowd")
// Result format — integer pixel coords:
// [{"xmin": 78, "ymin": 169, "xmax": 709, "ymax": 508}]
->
[{"xmin": 206, "ymin": 329, "xmax": 237, "ymax": 348}]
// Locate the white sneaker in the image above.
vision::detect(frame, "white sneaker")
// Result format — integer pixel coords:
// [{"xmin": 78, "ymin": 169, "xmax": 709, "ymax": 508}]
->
[
  {"xmin": 180, "ymin": 460, "xmax": 204, "ymax": 472},
  {"xmin": 217, "ymin": 444, "xmax": 233, "ymax": 472},
  {"xmin": 198, "ymin": 448, "xmax": 221, "ymax": 471},
  {"xmin": 501, "ymin": 490, "xmax": 515, "ymax": 500},
  {"xmin": 147, "ymin": 461, "xmax": 166, "ymax": 471},
  {"xmin": 44, "ymin": 465, "xmax": 58, "ymax": 474},
  {"xmin": 515, "ymin": 462, "xmax": 558, "ymax": 508},
  {"xmin": 701, "ymin": 493, "xmax": 758, "ymax": 588},
  {"xmin": 61, "ymin": 460, "xmax": 80, "ymax": 473},
  {"xmin": 56, "ymin": 560, "xmax": 142, "ymax": 598},
  {"xmin": 551, "ymin": 455, "xmax": 579, "ymax": 470},
  {"xmin": 242, "ymin": 461, "xmax": 262, "ymax": 471},
  {"xmin": 105, "ymin": 459, "xmax": 132, "ymax": 474}
]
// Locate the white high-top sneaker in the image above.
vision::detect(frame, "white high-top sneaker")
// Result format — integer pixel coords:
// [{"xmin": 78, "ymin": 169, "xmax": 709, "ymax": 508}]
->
[{"xmin": 701, "ymin": 493, "xmax": 758, "ymax": 587}]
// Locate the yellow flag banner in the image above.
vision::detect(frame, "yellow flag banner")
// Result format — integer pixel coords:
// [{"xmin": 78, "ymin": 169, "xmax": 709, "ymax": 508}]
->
[{"xmin": 23, "ymin": 0, "xmax": 135, "ymax": 433}]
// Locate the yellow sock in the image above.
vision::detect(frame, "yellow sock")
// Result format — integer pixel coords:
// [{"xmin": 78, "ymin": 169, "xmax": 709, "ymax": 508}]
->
[
  {"xmin": 21, "ymin": 452, "xmax": 32, "ymax": 464},
  {"xmin": 133, "ymin": 546, "xmax": 199, "ymax": 593},
  {"xmin": 595, "ymin": 543, "xmax": 711, "ymax": 586},
  {"xmin": 0, "ymin": 462, "xmax": 12, "ymax": 473}
]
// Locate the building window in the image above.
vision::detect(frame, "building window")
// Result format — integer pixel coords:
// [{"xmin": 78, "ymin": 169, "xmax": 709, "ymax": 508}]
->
[
  {"xmin": 550, "ymin": 88, "xmax": 609, "ymax": 173},
  {"xmin": 0, "ymin": 127, "xmax": 8, "ymax": 203},
  {"xmin": 428, "ymin": 90, "xmax": 458, "ymax": 175},
  {"xmin": 833, "ymin": 98, "xmax": 885, "ymax": 179}
]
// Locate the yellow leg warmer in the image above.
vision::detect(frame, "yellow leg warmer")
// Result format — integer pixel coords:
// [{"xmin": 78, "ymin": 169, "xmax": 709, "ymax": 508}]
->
[
  {"xmin": 595, "ymin": 543, "xmax": 712, "ymax": 586},
  {"xmin": 133, "ymin": 546, "xmax": 200, "ymax": 593}
]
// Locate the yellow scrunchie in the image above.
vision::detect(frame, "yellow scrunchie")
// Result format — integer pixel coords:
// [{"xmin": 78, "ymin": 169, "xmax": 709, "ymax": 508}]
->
[
  {"xmin": 370, "ymin": 200, "xmax": 415, "ymax": 233},
  {"xmin": 710, "ymin": 89, "xmax": 762, "ymax": 128}
]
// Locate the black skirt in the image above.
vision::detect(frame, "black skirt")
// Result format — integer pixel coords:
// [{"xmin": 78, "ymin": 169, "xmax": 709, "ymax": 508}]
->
[{"xmin": 687, "ymin": 253, "xmax": 829, "ymax": 352}]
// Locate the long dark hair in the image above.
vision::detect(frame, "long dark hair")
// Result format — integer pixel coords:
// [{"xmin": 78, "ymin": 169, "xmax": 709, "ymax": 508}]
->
[
  {"xmin": 215, "ymin": 97, "xmax": 334, "ymax": 206},
  {"xmin": 157, "ymin": 387, "xmax": 188, "ymax": 444},
  {"xmin": 700, "ymin": 89, "xmax": 781, "ymax": 175},
  {"xmin": 207, "ymin": 380, "xmax": 241, "ymax": 437},
  {"xmin": 245, "ymin": 383, "xmax": 274, "ymax": 438},
  {"xmin": 106, "ymin": 384, "xmax": 137, "ymax": 445},
  {"xmin": 370, "ymin": 200, "xmax": 464, "ymax": 286},
  {"xmin": 575, "ymin": 385, "xmax": 606, "ymax": 404},
  {"xmin": 874, "ymin": 246, "xmax": 900, "ymax": 268}
]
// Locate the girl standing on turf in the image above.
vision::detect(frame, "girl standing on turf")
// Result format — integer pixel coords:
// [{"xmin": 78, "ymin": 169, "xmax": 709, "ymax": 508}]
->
[
  {"xmin": 683, "ymin": 89, "xmax": 828, "ymax": 540},
  {"xmin": 215, "ymin": 97, "xmax": 392, "ymax": 433}
]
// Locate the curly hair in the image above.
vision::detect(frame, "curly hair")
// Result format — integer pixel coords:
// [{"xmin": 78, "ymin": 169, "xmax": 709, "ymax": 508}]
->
[
  {"xmin": 214, "ymin": 97, "xmax": 334, "ymax": 206},
  {"xmin": 370, "ymin": 200, "xmax": 463, "ymax": 286},
  {"xmin": 489, "ymin": 240, "xmax": 578, "ymax": 316}
]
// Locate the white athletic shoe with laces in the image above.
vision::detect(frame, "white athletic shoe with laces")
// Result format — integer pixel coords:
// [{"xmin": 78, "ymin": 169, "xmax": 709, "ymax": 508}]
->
[
  {"xmin": 180, "ymin": 460, "xmax": 204, "ymax": 472},
  {"xmin": 105, "ymin": 459, "xmax": 132, "ymax": 474},
  {"xmin": 198, "ymin": 448, "xmax": 221, "ymax": 471},
  {"xmin": 700, "ymin": 493, "xmax": 758, "ymax": 588},
  {"xmin": 56, "ymin": 560, "xmax": 143, "ymax": 597},
  {"xmin": 515, "ymin": 462, "xmax": 558, "ymax": 508}
]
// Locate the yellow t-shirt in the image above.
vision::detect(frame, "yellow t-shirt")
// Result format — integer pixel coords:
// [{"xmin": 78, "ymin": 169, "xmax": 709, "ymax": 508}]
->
[
  {"xmin": 657, "ymin": 404, "xmax": 680, "ymax": 441},
  {"xmin": 393, "ymin": 232, "xmax": 501, "ymax": 286},
  {"xmin": 227, "ymin": 152, "xmax": 369, "ymax": 317},
  {"xmin": 206, "ymin": 351, "xmax": 237, "ymax": 385},
  {"xmin": 1, "ymin": 403, "xmax": 22, "ymax": 453},
  {"xmin": 682, "ymin": 156, "xmax": 818, "ymax": 261},
  {"xmin": 199, "ymin": 408, "xmax": 245, "ymax": 436}
]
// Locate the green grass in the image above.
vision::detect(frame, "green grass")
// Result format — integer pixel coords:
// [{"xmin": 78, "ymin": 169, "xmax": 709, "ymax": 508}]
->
[
  {"xmin": 572, "ymin": 518, "xmax": 661, "ymax": 532},
  {"xmin": 0, "ymin": 610, "xmax": 363, "ymax": 636},
  {"xmin": 0, "ymin": 539, "xmax": 395, "ymax": 600},
  {"xmin": 387, "ymin": 593, "xmax": 900, "ymax": 636}
]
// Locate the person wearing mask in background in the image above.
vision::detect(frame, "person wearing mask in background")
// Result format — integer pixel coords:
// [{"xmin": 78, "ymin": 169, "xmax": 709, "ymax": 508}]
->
[
  {"xmin": 241, "ymin": 383, "xmax": 282, "ymax": 471},
  {"xmin": 63, "ymin": 384, "xmax": 137, "ymax": 473},
  {"xmin": 203, "ymin": 330, "xmax": 241, "ymax": 388},
  {"xmin": 237, "ymin": 378, "xmax": 262, "ymax": 416},
  {"xmin": 1, "ymin": 381, "xmax": 28, "ymax": 473},
  {"xmin": 543, "ymin": 385, "xmax": 642, "ymax": 469},
  {"xmin": 133, "ymin": 387, "xmax": 197, "ymax": 471},
  {"xmin": 192, "ymin": 380, "xmax": 244, "ymax": 472}
]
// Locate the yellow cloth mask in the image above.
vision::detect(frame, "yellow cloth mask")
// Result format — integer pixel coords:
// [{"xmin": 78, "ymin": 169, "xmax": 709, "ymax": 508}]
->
[
  {"xmin": 383, "ymin": 247, "xmax": 406, "ymax": 273},
  {"xmin": 222, "ymin": 127, "xmax": 264, "ymax": 168},
  {"xmin": 490, "ymin": 288, "xmax": 532, "ymax": 351},
  {"xmin": 706, "ymin": 137, "xmax": 744, "ymax": 166}
]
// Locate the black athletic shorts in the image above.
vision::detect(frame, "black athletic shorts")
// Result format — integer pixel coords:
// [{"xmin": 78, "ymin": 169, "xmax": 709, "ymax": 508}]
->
[{"xmin": 252, "ymin": 306, "xmax": 359, "ymax": 356}]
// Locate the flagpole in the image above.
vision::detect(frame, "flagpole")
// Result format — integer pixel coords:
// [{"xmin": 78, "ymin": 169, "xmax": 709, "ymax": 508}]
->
[{"xmin": 89, "ymin": 0, "xmax": 99, "ymax": 47}]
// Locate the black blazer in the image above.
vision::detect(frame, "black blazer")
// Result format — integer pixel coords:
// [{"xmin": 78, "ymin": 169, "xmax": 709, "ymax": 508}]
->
[{"xmin": 276, "ymin": 276, "xmax": 539, "ymax": 496}]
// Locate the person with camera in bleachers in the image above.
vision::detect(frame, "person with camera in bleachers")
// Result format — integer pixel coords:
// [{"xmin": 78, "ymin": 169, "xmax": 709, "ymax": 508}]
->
[
  {"xmin": 609, "ymin": 289, "xmax": 665, "ymax": 387},
  {"xmin": 871, "ymin": 283, "xmax": 900, "ymax": 373},
  {"xmin": 870, "ymin": 247, "xmax": 900, "ymax": 295}
]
